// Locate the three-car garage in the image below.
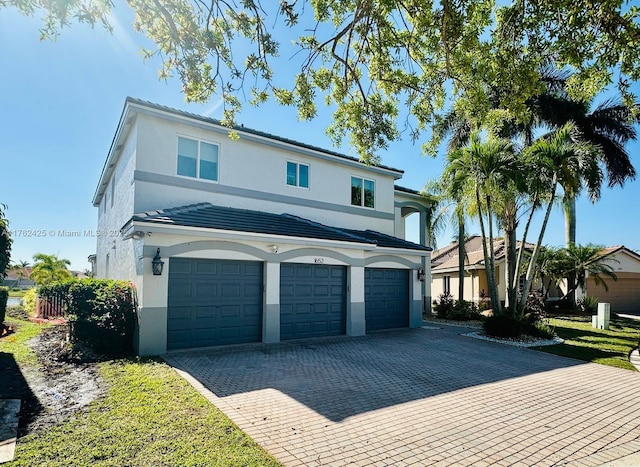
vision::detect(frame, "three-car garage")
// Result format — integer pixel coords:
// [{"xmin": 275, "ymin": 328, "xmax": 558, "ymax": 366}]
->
[{"xmin": 166, "ymin": 258, "xmax": 413, "ymax": 350}]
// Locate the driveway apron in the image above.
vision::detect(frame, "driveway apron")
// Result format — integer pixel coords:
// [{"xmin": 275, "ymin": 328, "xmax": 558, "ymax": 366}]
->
[{"xmin": 163, "ymin": 324, "xmax": 640, "ymax": 467}]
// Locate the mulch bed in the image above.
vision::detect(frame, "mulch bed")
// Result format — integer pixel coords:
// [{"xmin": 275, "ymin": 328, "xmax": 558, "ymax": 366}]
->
[{"xmin": 0, "ymin": 323, "xmax": 107, "ymax": 437}]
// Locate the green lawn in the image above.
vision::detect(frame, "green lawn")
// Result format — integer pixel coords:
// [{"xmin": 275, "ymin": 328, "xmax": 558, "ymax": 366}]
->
[
  {"xmin": 2, "ymin": 320, "xmax": 282, "ymax": 467},
  {"xmin": 8, "ymin": 290, "xmax": 27, "ymax": 298},
  {"xmin": 534, "ymin": 316, "xmax": 640, "ymax": 371},
  {"xmin": 0, "ymin": 318, "xmax": 48, "ymax": 366}
]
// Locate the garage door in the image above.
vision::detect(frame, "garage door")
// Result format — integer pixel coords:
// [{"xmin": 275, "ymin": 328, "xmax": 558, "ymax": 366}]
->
[
  {"xmin": 588, "ymin": 273, "xmax": 640, "ymax": 313},
  {"xmin": 167, "ymin": 258, "xmax": 263, "ymax": 350},
  {"xmin": 365, "ymin": 268, "xmax": 409, "ymax": 331},
  {"xmin": 280, "ymin": 263, "xmax": 346, "ymax": 340}
]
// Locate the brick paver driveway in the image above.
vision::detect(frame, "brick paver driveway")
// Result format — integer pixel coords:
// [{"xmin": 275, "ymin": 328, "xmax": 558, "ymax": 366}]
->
[{"xmin": 164, "ymin": 324, "xmax": 640, "ymax": 466}]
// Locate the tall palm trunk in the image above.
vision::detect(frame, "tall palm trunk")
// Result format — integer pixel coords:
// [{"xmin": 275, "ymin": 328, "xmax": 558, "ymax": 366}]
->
[
  {"xmin": 564, "ymin": 196, "xmax": 577, "ymax": 306},
  {"xmin": 514, "ymin": 192, "xmax": 539, "ymax": 316},
  {"xmin": 504, "ymin": 227, "xmax": 517, "ymax": 311},
  {"xmin": 520, "ymin": 177, "xmax": 559, "ymax": 309},
  {"xmin": 477, "ymin": 189, "xmax": 501, "ymax": 314},
  {"xmin": 457, "ymin": 210, "xmax": 465, "ymax": 301}
]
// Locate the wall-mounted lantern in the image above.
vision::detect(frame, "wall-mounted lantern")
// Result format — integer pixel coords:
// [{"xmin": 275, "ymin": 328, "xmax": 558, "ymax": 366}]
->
[
  {"xmin": 152, "ymin": 248, "xmax": 164, "ymax": 276},
  {"xmin": 417, "ymin": 266, "xmax": 426, "ymax": 282}
]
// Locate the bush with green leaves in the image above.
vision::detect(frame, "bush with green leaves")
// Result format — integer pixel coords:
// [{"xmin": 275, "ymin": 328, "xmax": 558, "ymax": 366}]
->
[
  {"xmin": 433, "ymin": 293, "xmax": 481, "ymax": 321},
  {"xmin": 483, "ymin": 314, "xmax": 523, "ymax": 338},
  {"xmin": 39, "ymin": 279, "xmax": 138, "ymax": 355},
  {"xmin": 22, "ymin": 288, "xmax": 37, "ymax": 316},
  {"xmin": 483, "ymin": 292, "xmax": 555, "ymax": 339},
  {"xmin": 0, "ymin": 286, "xmax": 8, "ymax": 325},
  {"xmin": 433, "ymin": 293, "xmax": 455, "ymax": 318},
  {"xmin": 577, "ymin": 296, "xmax": 599, "ymax": 315}
]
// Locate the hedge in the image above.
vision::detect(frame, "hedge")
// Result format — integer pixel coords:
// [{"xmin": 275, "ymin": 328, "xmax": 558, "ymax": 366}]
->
[
  {"xmin": 0, "ymin": 286, "xmax": 8, "ymax": 325},
  {"xmin": 38, "ymin": 279, "xmax": 138, "ymax": 355}
]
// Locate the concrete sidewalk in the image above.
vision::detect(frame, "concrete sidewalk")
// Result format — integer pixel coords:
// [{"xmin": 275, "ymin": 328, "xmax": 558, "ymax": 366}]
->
[{"xmin": 165, "ymin": 324, "xmax": 640, "ymax": 466}]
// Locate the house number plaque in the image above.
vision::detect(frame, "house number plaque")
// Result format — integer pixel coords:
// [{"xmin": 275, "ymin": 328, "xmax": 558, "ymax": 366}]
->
[{"xmin": 314, "ymin": 258, "xmax": 325, "ymax": 264}]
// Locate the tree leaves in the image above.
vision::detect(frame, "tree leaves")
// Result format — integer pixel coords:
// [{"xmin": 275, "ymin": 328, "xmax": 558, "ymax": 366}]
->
[{"xmin": 5, "ymin": 0, "xmax": 640, "ymax": 163}]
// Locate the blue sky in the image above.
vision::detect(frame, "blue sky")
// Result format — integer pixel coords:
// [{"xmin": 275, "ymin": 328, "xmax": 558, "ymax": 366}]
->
[{"xmin": 1, "ymin": 3, "xmax": 639, "ymax": 271}]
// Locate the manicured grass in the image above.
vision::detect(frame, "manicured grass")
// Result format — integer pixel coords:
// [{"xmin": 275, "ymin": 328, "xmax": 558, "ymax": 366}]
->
[
  {"xmin": 9, "ymin": 290, "xmax": 27, "ymax": 298},
  {"xmin": 534, "ymin": 316, "xmax": 640, "ymax": 371},
  {"xmin": 3, "ymin": 322, "xmax": 282, "ymax": 467},
  {"xmin": 0, "ymin": 318, "xmax": 49, "ymax": 366}
]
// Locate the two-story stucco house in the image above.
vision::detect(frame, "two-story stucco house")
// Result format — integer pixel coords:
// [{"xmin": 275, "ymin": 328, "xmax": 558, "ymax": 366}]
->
[{"xmin": 92, "ymin": 98, "xmax": 432, "ymax": 355}]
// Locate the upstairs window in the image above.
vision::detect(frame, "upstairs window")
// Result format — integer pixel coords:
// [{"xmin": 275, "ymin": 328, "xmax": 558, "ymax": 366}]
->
[
  {"xmin": 177, "ymin": 136, "xmax": 219, "ymax": 182},
  {"xmin": 351, "ymin": 176, "xmax": 375, "ymax": 208},
  {"xmin": 287, "ymin": 161, "xmax": 309, "ymax": 188}
]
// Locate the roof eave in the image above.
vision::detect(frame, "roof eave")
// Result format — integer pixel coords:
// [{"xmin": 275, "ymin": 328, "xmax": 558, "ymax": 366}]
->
[
  {"xmin": 126, "ymin": 220, "xmax": 378, "ymax": 250},
  {"xmin": 123, "ymin": 97, "xmax": 405, "ymax": 179},
  {"xmin": 92, "ymin": 101, "xmax": 137, "ymax": 206}
]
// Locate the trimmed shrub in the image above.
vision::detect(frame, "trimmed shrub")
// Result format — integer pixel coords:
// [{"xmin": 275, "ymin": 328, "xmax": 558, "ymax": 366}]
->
[
  {"xmin": 483, "ymin": 314, "xmax": 523, "ymax": 338},
  {"xmin": 433, "ymin": 293, "xmax": 455, "ymax": 318},
  {"xmin": 433, "ymin": 293, "xmax": 482, "ymax": 321},
  {"xmin": 449, "ymin": 300, "xmax": 482, "ymax": 321},
  {"xmin": 39, "ymin": 279, "xmax": 138, "ymax": 356},
  {"xmin": 0, "ymin": 286, "xmax": 8, "ymax": 325}
]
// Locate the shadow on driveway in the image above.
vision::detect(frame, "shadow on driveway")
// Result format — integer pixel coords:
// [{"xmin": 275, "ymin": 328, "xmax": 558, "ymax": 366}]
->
[{"xmin": 165, "ymin": 326, "xmax": 586, "ymax": 422}]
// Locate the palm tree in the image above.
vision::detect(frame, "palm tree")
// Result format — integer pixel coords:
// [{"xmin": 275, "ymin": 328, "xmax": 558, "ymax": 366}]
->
[
  {"xmin": 518, "ymin": 124, "xmax": 603, "ymax": 309},
  {"xmin": 562, "ymin": 244, "xmax": 618, "ymax": 298},
  {"xmin": 535, "ymin": 92, "xmax": 638, "ymax": 306},
  {"xmin": 13, "ymin": 260, "xmax": 30, "ymax": 288},
  {"xmin": 533, "ymin": 246, "xmax": 568, "ymax": 299},
  {"xmin": 422, "ymin": 179, "xmax": 468, "ymax": 301},
  {"xmin": 444, "ymin": 133, "xmax": 516, "ymax": 315},
  {"xmin": 30, "ymin": 253, "xmax": 72, "ymax": 286}
]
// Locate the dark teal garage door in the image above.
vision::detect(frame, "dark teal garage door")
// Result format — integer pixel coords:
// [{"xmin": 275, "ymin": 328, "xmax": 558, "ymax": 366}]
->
[
  {"xmin": 280, "ymin": 263, "xmax": 346, "ymax": 340},
  {"xmin": 167, "ymin": 258, "xmax": 263, "ymax": 350},
  {"xmin": 365, "ymin": 268, "xmax": 409, "ymax": 331}
]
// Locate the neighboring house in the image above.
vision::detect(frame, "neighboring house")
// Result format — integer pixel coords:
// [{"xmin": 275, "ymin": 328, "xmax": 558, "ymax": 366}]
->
[
  {"xmin": 93, "ymin": 98, "xmax": 433, "ymax": 355},
  {"xmin": 1, "ymin": 268, "xmax": 34, "ymax": 290},
  {"xmin": 430, "ymin": 236, "xmax": 556, "ymax": 305},
  {"xmin": 581, "ymin": 246, "xmax": 640, "ymax": 314}
]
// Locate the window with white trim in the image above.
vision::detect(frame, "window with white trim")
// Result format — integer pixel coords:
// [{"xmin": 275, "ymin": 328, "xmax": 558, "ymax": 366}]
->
[
  {"xmin": 351, "ymin": 176, "xmax": 375, "ymax": 208},
  {"xmin": 286, "ymin": 161, "xmax": 309, "ymax": 188},
  {"xmin": 177, "ymin": 136, "xmax": 219, "ymax": 181}
]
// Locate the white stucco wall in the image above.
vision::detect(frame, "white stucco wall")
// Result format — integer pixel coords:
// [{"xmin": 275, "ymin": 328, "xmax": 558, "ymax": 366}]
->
[
  {"xmin": 607, "ymin": 250, "xmax": 640, "ymax": 274},
  {"xmin": 131, "ymin": 114, "xmax": 397, "ymax": 234},
  {"xmin": 95, "ymin": 123, "xmax": 138, "ymax": 283}
]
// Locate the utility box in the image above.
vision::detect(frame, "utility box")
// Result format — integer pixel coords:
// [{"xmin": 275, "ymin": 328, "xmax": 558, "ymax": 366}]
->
[{"xmin": 592, "ymin": 303, "xmax": 611, "ymax": 330}]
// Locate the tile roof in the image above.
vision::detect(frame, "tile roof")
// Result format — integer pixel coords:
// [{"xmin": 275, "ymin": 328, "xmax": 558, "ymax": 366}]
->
[
  {"xmin": 342, "ymin": 229, "xmax": 432, "ymax": 251},
  {"xmin": 431, "ymin": 236, "xmax": 534, "ymax": 272},
  {"xmin": 130, "ymin": 203, "xmax": 431, "ymax": 251}
]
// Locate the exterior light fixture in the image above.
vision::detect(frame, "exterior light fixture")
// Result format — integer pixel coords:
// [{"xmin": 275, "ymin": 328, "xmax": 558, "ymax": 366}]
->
[
  {"xmin": 417, "ymin": 266, "xmax": 426, "ymax": 282},
  {"xmin": 152, "ymin": 248, "xmax": 164, "ymax": 275},
  {"xmin": 270, "ymin": 244, "xmax": 279, "ymax": 253}
]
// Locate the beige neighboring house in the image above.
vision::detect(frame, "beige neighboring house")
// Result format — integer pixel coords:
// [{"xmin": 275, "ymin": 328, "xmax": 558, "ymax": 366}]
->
[
  {"xmin": 430, "ymin": 236, "xmax": 556, "ymax": 305},
  {"xmin": 582, "ymin": 246, "xmax": 640, "ymax": 314}
]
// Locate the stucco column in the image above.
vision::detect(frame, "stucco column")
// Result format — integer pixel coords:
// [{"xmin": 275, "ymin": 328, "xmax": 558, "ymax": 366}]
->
[
  {"xmin": 394, "ymin": 206, "xmax": 405, "ymax": 239},
  {"xmin": 419, "ymin": 209, "xmax": 430, "ymax": 315},
  {"xmin": 263, "ymin": 261, "xmax": 280, "ymax": 343},
  {"xmin": 136, "ymin": 249, "xmax": 169, "ymax": 356},
  {"xmin": 347, "ymin": 266, "xmax": 366, "ymax": 336},
  {"xmin": 411, "ymin": 268, "xmax": 424, "ymax": 327}
]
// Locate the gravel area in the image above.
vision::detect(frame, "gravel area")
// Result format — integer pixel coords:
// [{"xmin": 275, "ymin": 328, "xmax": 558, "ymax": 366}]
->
[{"xmin": 462, "ymin": 331, "xmax": 564, "ymax": 348}]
